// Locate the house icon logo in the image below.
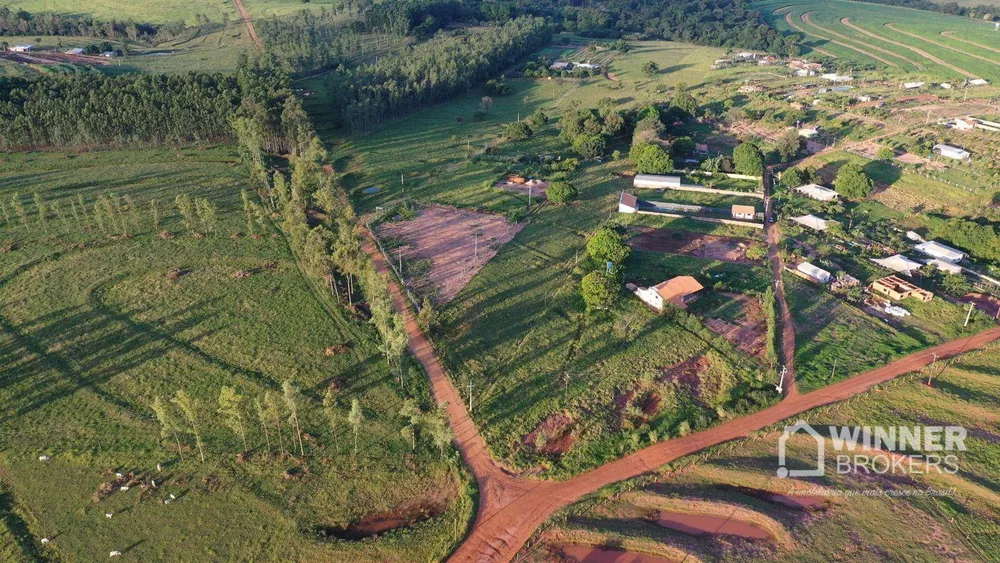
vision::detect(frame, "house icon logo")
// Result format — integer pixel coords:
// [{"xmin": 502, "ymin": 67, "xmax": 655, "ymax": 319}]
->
[{"xmin": 777, "ymin": 420, "xmax": 825, "ymax": 478}]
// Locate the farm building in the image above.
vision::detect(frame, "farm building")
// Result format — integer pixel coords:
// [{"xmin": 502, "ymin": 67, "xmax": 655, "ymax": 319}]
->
[
  {"xmin": 634, "ymin": 174, "xmax": 681, "ymax": 189},
  {"xmin": 902, "ymin": 81, "xmax": 925, "ymax": 90},
  {"xmin": 857, "ymin": 95, "xmax": 876, "ymax": 102},
  {"xmin": 798, "ymin": 127, "xmax": 820, "ymax": 138},
  {"xmin": 933, "ymin": 144, "xmax": 970, "ymax": 160},
  {"xmin": 739, "ymin": 84, "xmax": 764, "ymax": 93},
  {"xmin": 915, "ymin": 241, "xmax": 965, "ymax": 263},
  {"xmin": 940, "ymin": 83, "xmax": 953, "ymax": 90},
  {"xmin": 731, "ymin": 205, "xmax": 756, "ymax": 220},
  {"xmin": 871, "ymin": 275, "xmax": 933, "ymax": 302},
  {"xmin": 871, "ymin": 254, "xmax": 924, "ymax": 276},
  {"xmin": 969, "ymin": 79, "xmax": 989, "ymax": 86},
  {"xmin": 9, "ymin": 44, "xmax": 33, "ymax": 52},
  {"xmin": 574, "ymin": 62, "xmax": 600, "ymax": 70},
  {"xmin": 65, "ymin": 48, "xmax": 85, "ymax": 55},
  {"xmin": 101, "ymin": 51, "xmax": 118, "ymax": 58},
  {"xmin": 794, "ymin": 183, "xmax": 839, "ymax": 201},
  {"xmin": 792, "ymin": 214, "xmax": 829, "ymax": 232},
  {"xmin": 797, "ymin": 262, "xmax": 832, "ymax": 284},
  {"xmin": 758, "ymin": 56, "xmax": 779, "ymax": 66},
  {"xmin": 549, "ymin": 61, "xmax": 571, "ymax": 71},
  {"xmin": 926, "ymin": 259, "xmax": 963, "ymax": 275},
  {"xmin": 618, "ymin": 192, "xmax": 639, "ymax": 213},
  {"xmin": 821, "ymin": 73, "xmax": 852, "ymax": 83},
  {"xmin": 634, "ymin": 276, "xmax": 704, "ymax": 311}
]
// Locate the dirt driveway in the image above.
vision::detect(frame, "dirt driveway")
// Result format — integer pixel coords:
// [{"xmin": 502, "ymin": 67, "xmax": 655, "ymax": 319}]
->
[{"xmin": 629, "ymin": 228, "xmax": 761, "ymax": 265}]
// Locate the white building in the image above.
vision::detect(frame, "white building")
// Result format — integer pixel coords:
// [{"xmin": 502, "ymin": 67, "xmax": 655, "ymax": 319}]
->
[
  {"xmin": 933, "ymin": 144, "xmax": 971, "ymax": 160},
  {"xmin": 549, "ymin": 61, "xmax": 571, "ymax": 71},
  {"xmin": 821, "ymin": 73, "xmax": 852, "ymax": 83},
  {"xmin": 731, "ymin": 205, "xmax": 756, "ymax": 220},
  {"xmin": 969, "ymin": 78, "xmax": 989, "ymax": 86},
  {"xmin": 797, "ymin": 262, "xmax": 832, "ymax": 284},
  {"xmin": 915, "ymin": 241, "xmax": 965, "ymax": 264},
  {"xmin": 794, "ymin": 183, "xmax": 839, "ymax": 202},
  {"xmin": 902, "ymin": 81, "xmax": 925, "ymax": 90},
  {"xmin": 926, "ymin": 259, "xmax": 963, "ymax": 275},
  {"xmin": 9, "ymin": 44, "xmax": 33, "ymax": 52},
  {"xmin": 618, "ymin": 192, "xmax": 639, "ymax": 213},
  {"xmin": 65, "ymin": 48, "xmax": 85, "ymax": 55},
  {"xmin": 871, "ymin": 254, "xmax": 924, "ymax": 277},
  {"xmin": 792, "ymin": 214, "xmax": 830, "ymax": 232},
  {"xmin": 635, "ymin": 276, "xmax": 704, "ymax": 311},
  {"xmin": 941, "ymin": 83, "xmax": 953, "ymax": 90},
  {"xmin": 953, "ymin": 118, "xmax": 976, "ymax": 131},
  {"xmin": 798, "ymin": 127, "xmax": 820, "ymax": 138},
  {"xmin": 573, "ymin": 62, "xmax": 600, "ymax": 70},
  {"xmin": 633, "ymin": 174, "xmax": 682, "ymax": 189}
]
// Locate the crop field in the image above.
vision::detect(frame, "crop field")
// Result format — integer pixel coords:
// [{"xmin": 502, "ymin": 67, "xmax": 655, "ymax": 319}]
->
[
  {"xmin": 785, "ymin": 275, "xmax": 987, "ymax": 392},
  {"xmin": 757, "ymin": 0, "xmax": 1000, "ymax": 82},
  {"xmin": 1, "ymin": 0, "xmax": 237, "ymax": 25},
  {"xmin": 0, "ymin": 148, "xmax": 472, "ymax": 561},
  {"xmin": 524, "ymin": 343, "xmax": 1000, "ymax": 560}
]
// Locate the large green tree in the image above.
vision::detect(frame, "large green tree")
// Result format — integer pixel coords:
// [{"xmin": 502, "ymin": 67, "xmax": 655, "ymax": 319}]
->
[
  {"xmin": 629, "ymin": 142, "xmax": 674, "ymax": 174},
  {"xmin": 834, "ymin": 163, "xmax": 873, "ymax": 199},
  {"xmin": 587, "ymin": 226, "xmax": 630, "ymax": 265},
  {"xmin": 733, "ymin": 142, "xmax": 765, "ymax": 176},
  {"xmin": 581, "ymin": 271, "xmax": 618, "ymax": 310}
]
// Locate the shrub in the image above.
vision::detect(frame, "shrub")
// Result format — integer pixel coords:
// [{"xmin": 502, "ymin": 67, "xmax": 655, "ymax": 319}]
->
[
  {"xmin": 572, "ymin": 134, "xmax": 607, "ymax": 159},
  {"xmin": 502, "ymin": 121, "xmax": 533, "ymax": 141},
  {"xmin": 587, "ymin": 226, "xmax": 630, "ymax": 265},
  {"xmin": 581, "ymin": 271, "xmax": 618, "ymax": 310},
  {"xmin": 546, "ymin": 181, "xmax": 578, "ymax": 204}
]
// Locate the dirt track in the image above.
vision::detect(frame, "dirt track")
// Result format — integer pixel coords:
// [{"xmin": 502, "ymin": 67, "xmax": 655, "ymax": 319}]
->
[
  {"xmin": 941, "ymin": 31, "xmax": 1000, "ymax": 56},
  {"xmin": 785, "ymin": 12, "xmax": 896, "ymax": 67},
  {"xmin": 839, "ymin": 18, "xmax": 976, "ymax": 78},
  {"xmin": 804, "ymin": 13, "xmax": 917, "ymax": 68},
  {"xmin": 884, "ymin": 23, "xmax": 995, "ymax": 73},
  {"xmin": 233, "ymin": 0, "xmax": 262, "ymax": 49},
  {"xmin": 362, "ymin": 207, "xmax": 1000, "ymax": 562}
]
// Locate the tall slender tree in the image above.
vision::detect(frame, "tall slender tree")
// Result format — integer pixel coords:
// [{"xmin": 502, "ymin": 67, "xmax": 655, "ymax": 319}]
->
[
  {"xmin": 151, "ymin": 395, "xmax": 184, "ymax": 461},
  {"xmin": 282, "ymin": 380, "xmax": 306, "ymax": 457},
  {"xmin": 265, "ymin": 391, "xmax": 286, "ymax": 456},
  {"xmin": 172, "ymin": 391, "xmax": 205, "ymax": 462},
  {"xmin": 218, "ymin": 386, "xmax": 249, "ymax": 452},
  {"xmin": 253, "ymin": 396, "xmax": 272, "ymax": 453},
  {"xmin": 348, "ymin": 398, "xmax": 364, "ymax": 468}
]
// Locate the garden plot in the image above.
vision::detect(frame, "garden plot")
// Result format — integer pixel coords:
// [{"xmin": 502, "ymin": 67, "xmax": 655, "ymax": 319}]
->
[
  {"xmin": 698, "ymin": 293, "xmax": 768, "ymax": 358},
  {"xmin": 378, "ymin": 205, "xmax": 523, "ymax": 303},
  {"xmin": 628, "ymin": 228, "xmax": 761, "ymax": 265}
]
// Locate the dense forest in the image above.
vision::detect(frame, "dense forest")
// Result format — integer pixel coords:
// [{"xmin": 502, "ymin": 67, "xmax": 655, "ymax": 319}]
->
[
  {"xmin": 0, "ymin": 55, "xmax": 311, "ymax": 151},
  {"xmin": 322, "ymin": 16, "xmax": 552, "ymax": 131},
  {"xmin": 256, "ymin": 9, "xmax": 376, "ymax": 73},
  {"xmin": 0, "ymin": 6, "xmax": 193, "ymax": 40}
]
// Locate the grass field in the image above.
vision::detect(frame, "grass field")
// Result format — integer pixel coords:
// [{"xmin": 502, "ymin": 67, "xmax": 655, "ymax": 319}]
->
[
  {"xmin": 757, "ymin": 0, "xmax": 1000, "ymax": 82},
  {"xmin": 0, "ymin": 0, "xmax": 237, "ymax": 25},
  {"xmin": 0, "ymin": 147, "xmax": 473, "ymax": 561},
  {"xmin": 304, "ymin": 39, "xmax": 779, "ymax": 476},
  {"xmin": 526, "ymin": 343, "xmax": 1000, "ymax": 560}
]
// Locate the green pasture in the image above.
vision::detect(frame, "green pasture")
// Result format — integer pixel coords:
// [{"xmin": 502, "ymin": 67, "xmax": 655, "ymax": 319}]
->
[{"xmin": 0, "ymin": 147, "xmax": 473, "ymax": 561}]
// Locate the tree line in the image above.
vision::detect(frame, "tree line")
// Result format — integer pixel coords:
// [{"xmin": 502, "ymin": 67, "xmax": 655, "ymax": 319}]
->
[
  {"xmin": 321, "ymin": 16, "xmax": 552, "ymax": 131},
  {"xmin": 0, "ymin": 54, "xmax": 313, "ymax": 152},
  {"xmin": 0, "ymin": 6, "xmax": 198, "ymax": 41}
]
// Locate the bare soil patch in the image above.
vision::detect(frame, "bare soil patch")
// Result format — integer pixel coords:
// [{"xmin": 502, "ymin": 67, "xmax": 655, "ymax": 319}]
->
[
  {"xmin": 523, "ymin": 412, "xmax": 576, "ymax": 457},
  {"xmin": 377, "ymin": 205, "xmax": 522, "ymax": 303},
  {"xmin": 318, "ymin": 487, "xmax": 453, "ymax": 541},
  {"xmin": 961, "ymin": 293, "xmax": 1000, "ymax": 319},
  {"xmin": 629, "ymin": 228, "xmax": 759, "ymax": 264},
  {"xmin": 702, "ymin": 293, "xmax": 767, "ymax": 358},
  {"xmin": 556, "ymin": 544, "xmax": 675, "ymax": 563},
  {"xmin": 653, "ymin": 511, "xmax": 772, "ymax": 540},
  {"xmin": 0, "ymin": 51, "xmax": 110, "ymax": 66},
  {"xmin": 660, "ymin": 356, "xmax": 711, "ymax": 391}
]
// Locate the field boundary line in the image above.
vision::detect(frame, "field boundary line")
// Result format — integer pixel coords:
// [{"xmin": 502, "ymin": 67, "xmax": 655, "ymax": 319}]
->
[
  {"xmin": 784, "ymin": 11, "xmax": 888, "ymax": 66},
  {"xmin": 840, "ymin": 18, "xmax": 976, "ymax": 77},
  {"xmin": 884, "ymin": 23, "xmax": 997, "ymax": 71},
  {"xmin": 941, "ymin": 31, "xmax": 1000, "ymax": 56},
  {"xmin": 803, "ymin": 12, "xmax": 919, "ymax": 68}
]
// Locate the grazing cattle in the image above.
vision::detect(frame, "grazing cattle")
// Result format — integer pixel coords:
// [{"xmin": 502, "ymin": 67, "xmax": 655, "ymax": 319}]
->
[
  {"xmin": 156, "ymin": 463, "xmax": 162, "ymax": 472},
  {"xmin": 151, "ymin": 479, "xmax": 156, "ymax": 488},
  {"xmin": 40, "ymin": 538, "xmax": 50, "ymax": 544},
  {"xmin": 110, "ymin": 551, "xmax": 121, "ymax": 557},
  {"xmin": 120, "ymin": 486, "xmax": 129, "ymax": 492},
  {"xmin": 105, "ymin": 513, "xmax": 114, "ymax": 519},
  {"xmin": 115, "ymin": 472, "xmax": 123, "ymax": 479},
  {"xmin": 169, "ymin": 494, "xmax": 176, "ymax": 500},
  {"xmin": 38, "ymin": 455, "xmax": 50, "ymax": 462}
]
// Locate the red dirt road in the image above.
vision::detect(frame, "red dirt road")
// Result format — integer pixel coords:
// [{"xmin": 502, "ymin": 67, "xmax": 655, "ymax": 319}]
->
[
  {"xmin": 233, "ymin": 0, "xmax": 262, "ymax": 50},
  {"xmin": 787, "ymin": 12, "xmax": 899, "ymax": 68},
  {"xmin": 363, "ymin": 220, "xmax": 1000, "ymax": 563}
]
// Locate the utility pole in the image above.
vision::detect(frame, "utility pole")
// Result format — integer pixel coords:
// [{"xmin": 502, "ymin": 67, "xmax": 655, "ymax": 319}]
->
[
  {"xmin": 964, "ymin": 302, "xmax": 975, "ymax": 327},
  {"xmin": 528, "ymin": 183, "xmax": 532, "ymax": 211},
  {"xmin": 830, "ymin": 356, "xmax": 838, "ymax": 381},
  {"xmin": 467, "ymin": 380, "xmax": 474, "ymax": 412},
  {"xmin": 474, "ymin": 232, "xmax": 478, "ymax": 259},
  {"xmin": 398, "ymin": 247, "xmax": 402, "ymax": 275},
  {"xmin": 927, "ymin": 352, "xmax": 939, "ymax": 386}
]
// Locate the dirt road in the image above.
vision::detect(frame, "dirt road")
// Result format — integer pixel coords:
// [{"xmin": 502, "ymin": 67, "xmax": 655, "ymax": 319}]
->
[
  {"xmin": 884, "ymin": 23, "xmax": 994, "ymax": 74},
  {"xmin": 764, "ymin": 166, "xmax": 798, "ymax": 397},
  {"xmin": 233, "ymin": 0, "xmax": 262, "ymax": 50},
  {"xmin": 450, "ymin": 325, "xmax": 1000, "ymax": 562},
  {"xmin": 787, "ymin": 12, "xmax": 899, "ymax": 68},
  {"xmin": 840, "ymin": 18, "xmax": 976, "ymax": 78}
]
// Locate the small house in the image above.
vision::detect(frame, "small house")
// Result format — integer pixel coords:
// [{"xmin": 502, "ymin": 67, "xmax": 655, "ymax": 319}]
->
[
  {"xmin": 902, "ymin": 81, "xmax": 925, "ymax": 90},
  {"xmin": 794, "ymin": 183, "xmax": 839, "ymax": 202},
  {"xmin": 758, "ymin": 56, "xmax": 779, "ymax": 66},
  {"xmin": 821, "ymin": 73, "xmax": 852, "ymax": 83},
  {"xmin": 792, "ymin": 214, "xmax": 829, "ymax": 232},
  {"xmin": 634, "ymin": 174, "xmax": 681, "ymax": 189},
  {"xmin": 969, "ymin": 79, "xmax": 989, "ymax": 86},
  {"xmin": 731, "ymin": 205, "xmax": 756, "ymax": 220},
  {"xmin": 635, "ymin": 276, "xmax": 704, "ymax": 311},
  {"xmin": 101, "ymin": 51, "xmax": 118, "ymax": 58},
  {"xmin": 926, "ymin": 259, "xmax": 963, "ymax": 275},
  {"xmin": 871, "ymin": 275, "xmax": 933, "ymax": 302},
  {"xmin": 9, "ymin": 44, "xmax": 33, "ymax": 52},
  {"xmin": 549, "ymin": 61, "xmax": 571, "ymax": 71},
  {"xmin": 574, "ymin": 62, "xmax": 601, "ymax": 70},
  {"xmin": 933, "ymin": 144, "xmax": 970, "ymax": 160},
  {"xmin": 870, "ymin": 254, "xmax": 924, "ymax": 277},
  {"xmin": 618, "ymin": 192, "xmax": 639, "ymax": 214},
  {"xmin": 915, "ymin": 240, "xmax": 965, "ymax": 263},
  {"xmin": 941, "ymin": 83, "xmax": 954, "ymax": 90},
  {"xmin": 797, "ymin": 262, "xmax": 832, "ymax": 284},
  {"xmin": 65, "ymin": 48, "xmax": 85, "ymax": 55},
  {"xmin": 953, "ymin": 118, "xmax": 977, "ymax": 131},
  {"xmin": 798, "ymin": 127, "xmax": 819, "ymax": 138}
]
